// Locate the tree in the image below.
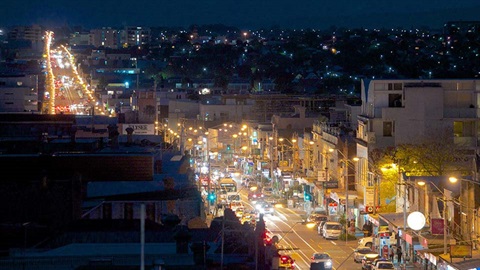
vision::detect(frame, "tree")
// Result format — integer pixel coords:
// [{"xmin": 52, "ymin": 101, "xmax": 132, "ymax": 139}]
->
[
  {"xmin": 391, "ymin": 128, "xmax": 469, "ymax": 176},
  {"xmin": 369, "ymin": 127, "xmax": 471, "ymax": 213}
]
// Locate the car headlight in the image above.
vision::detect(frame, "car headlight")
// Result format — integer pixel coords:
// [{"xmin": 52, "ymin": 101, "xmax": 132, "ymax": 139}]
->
[{"xmin": 325, "ymin": 260, "xmax": 332, "ymax": 267}]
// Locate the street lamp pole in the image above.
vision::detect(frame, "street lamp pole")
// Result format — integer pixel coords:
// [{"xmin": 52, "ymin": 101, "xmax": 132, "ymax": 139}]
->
[
  {"xmin": 403, "ymin": 179, "xmax": 407, "ymax": 265},
  {"xmin": 418, "ymin": 180, "xmax": 449, "ymax": 255},
  {"xmin": 449, "ymin": 177, "xmax": 480, "ymax": 250}
]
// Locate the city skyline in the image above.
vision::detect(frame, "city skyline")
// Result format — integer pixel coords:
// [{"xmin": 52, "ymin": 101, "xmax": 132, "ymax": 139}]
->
[{"xmin": 1, "ymin": 0, "xmax": 480, "ymax": 30}]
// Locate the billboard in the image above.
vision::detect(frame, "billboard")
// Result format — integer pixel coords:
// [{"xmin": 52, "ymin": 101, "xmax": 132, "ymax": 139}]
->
[
  {"xmin": 121, "ymin": 124, "xmax": 155, "ymax": 135},
  {"xmin": 430, "ymin": 218, "xmax": 444, "ymax": 235},
  {"xmin": 450, "ymin": 245, "xmax": 472, "ymax": 258}
]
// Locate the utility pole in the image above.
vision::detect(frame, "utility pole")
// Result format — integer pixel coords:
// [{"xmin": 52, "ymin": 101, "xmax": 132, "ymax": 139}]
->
[
  {"xmin": 220, "ymin": 214, "xmax": 225, "ymax": 269},
  {"xmin": 344, "ymin": 139, "xmax": 349, "ymax": 246}
]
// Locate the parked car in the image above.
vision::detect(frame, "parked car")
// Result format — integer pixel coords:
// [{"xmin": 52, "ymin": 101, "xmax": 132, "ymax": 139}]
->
[
  {"xmin": 308, "ymin": 213, "xmax": 328, "ymax": 225},
  {"xmin": 317, "ymin": 221, "xmax": 327, "ymax": 235},
  {"xmin": 358, "ymin": 236, "xmax": 374, "ymax": 248},
  {"xmin": 322, "ymin": 221, "xmax": 343, "ymax": 240},
  {"xmin": 310, "ymin": 252, "xmax": 333, "ymax": 270},
  {"xmin": 371, "ymin": 259, "xmax": 394, "ymax": 269},
  {"xmin": 353, "ymin": 247, "xmax": 377, "ymax": 263},
  {"xmin": 361, "ymin": 253, "xmax": 380, "ymax": 270}
]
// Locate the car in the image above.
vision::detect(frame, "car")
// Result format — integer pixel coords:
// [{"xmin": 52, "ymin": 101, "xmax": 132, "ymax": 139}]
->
[
  {"xmin": 322, "ymin": 221, "xmax": 343, "ymax": 240},
  {"xmin": 371, "ymin": 259, "xmax": 394, "ymax": 269},
  {"xmin": 317, "ymin": 221, "xmax": 327, "ymax": 235},
  {"xmin": 358, "ymin": 236, "xmax": 374, "ymax": 248},
  {"xmin": 310, "ymin": 252, "xmax": 333, "ymax": 270},
  {"xmin": 279, "ymin": 254, "xmax": 295, "ymax": 269},
  {"xmin": 262, "ymin": 186, "xmax": 273, "ymax": 196},
  {"xmin": 309, "ymin": 214, "xmax": 328, "ymax": 226},
  {"xmin": 361, "ymin": 253, "xmax": 381, "ymax": 270},
  {"xmin": 229, "ymin": 201, "xmax": 244, "ymax": 212},
  {"xmin": 235, "ymin": 208, "xmax": 244, "ymax": 218},
  {"xmin": 240, "ymin": 212, "xmax": 252, "ymax": 224},
  {"xmin": 247, "ymin": 181, "xmax": 259, "ymax": 191},
  {"xmin": 248, "ymin": 191, "xmax": 264, "ymax": 201},
  {"xmin": 256, "ymin": 202, "xmax": 274, "ymax": 215},
  {"xmin": 353, "ymin": 247, "xmax": 377, "ymax": 263},
  {"xmin": 263, "ymin": 229, "xmax": 276, "ymax": 245},
  {"xmin": 371, "ymin": 260, "xmax": 395, "ymax": 270}
]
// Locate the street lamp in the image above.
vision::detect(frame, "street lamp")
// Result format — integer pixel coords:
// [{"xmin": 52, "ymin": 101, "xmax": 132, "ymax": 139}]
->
[
  {"xmin": 328, "ymin": 147, "xmax": 357, "ymax": 245},
  {"xmin": 448, "ymin": 176, "xmax": 479, "ymax": 250},
  {"xmin": 417, "ymin": 180, "xmax": 449, "ymax": 255}
]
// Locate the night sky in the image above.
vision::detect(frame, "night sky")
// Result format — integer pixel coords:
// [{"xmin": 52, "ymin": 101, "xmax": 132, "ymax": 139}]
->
[{"xmin": 1, "ymin": 0, "xmax": 480, "ymax": 30}]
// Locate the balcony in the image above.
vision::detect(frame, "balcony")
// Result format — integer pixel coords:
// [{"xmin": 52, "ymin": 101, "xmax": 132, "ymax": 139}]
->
[{"xmin": 443, "ymin": 108, "xmax": 478, "ymax": 118}]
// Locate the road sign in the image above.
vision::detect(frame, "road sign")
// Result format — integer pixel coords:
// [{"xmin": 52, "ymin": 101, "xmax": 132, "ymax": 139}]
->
[{"xmin": 324, "ymin": 180, "xmax": 338, "ymax": 189}]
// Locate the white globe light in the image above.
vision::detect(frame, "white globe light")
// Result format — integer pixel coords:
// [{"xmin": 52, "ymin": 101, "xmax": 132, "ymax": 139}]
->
[{"xmin": 407, "ymin": 211, "xmax": 426, "ymax": 231}]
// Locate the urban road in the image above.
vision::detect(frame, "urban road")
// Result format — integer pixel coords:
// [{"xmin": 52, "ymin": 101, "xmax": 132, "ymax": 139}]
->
[{"xmin": 240, "ymin": 192, "xmax": 363, "ymax": 270}]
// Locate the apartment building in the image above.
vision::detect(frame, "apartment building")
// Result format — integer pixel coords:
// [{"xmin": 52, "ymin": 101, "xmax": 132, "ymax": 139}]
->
[
  {"xmin": 7, "ymin": 24, "xmax": 44, "ymax": 51},
  {"xmin": 357, "ymin": 79, "xmax": 480, "ymax": 151},
  {"xmin": 89, "ymin": 27, "xmax": 122, "ymax": 49},
  {"xmin": 0, "ymin": 74, "xmax": 39, "ymax": 112},
  {"xmin": 125, "ymin": 26, "xmax": 151, "ymax": 48}
]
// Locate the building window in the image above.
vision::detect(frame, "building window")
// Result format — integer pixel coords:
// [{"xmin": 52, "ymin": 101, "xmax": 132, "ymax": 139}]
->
[
  {"xmin": 383, "ymin": 122, "xmax": 393, "ymax": 137},
  {"xmin": 454, "ymin": 121, "xmax": 475, "ymax": 137},
  {"xmin": 388, "ymin": 94, "xmax": 402, "ymax": 107},
  {"xmin": 388, "ymin": 83, "xmax": 403, "ymax": 90}
]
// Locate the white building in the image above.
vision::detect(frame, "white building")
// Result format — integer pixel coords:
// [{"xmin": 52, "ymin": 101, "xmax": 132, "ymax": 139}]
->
[
  {"xmin": 357, "ymin": 79, "xmax": 480, "ymax": 151},
  {"xmin": 355, "ymin": 78, "xmax": 480, "ymax": 233},
  {"xmin": 0, "ymin": 75, "xmax": 39, "ymax": 112}
]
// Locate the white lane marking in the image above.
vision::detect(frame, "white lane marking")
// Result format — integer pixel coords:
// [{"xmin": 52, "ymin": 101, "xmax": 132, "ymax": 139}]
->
[
  {"xmin": 271, "ymin": 221, "xmax": 310, "ymax": 267},
  {"xmin": 275, "ymin": 211, "xmax": 288, "ymax": 221}
]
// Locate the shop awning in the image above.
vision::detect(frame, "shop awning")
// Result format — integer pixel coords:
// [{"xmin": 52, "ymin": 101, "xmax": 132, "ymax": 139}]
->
[
  {"xmin": 379, "ymin": 212, "xmax": 409, "ymax": 232},
  {"xmin": 416, "ymin": 248, "xmax": 444, "ymax": 266}
]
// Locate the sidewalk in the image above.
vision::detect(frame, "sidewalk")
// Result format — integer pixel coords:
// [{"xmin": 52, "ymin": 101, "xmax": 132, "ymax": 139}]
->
[{"xmin": 394, "ymin": 261, "xmax": 423, "ymax": 269}]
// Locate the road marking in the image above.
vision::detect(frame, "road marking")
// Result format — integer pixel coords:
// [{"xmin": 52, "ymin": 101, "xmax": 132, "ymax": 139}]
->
[{"xmin": 276, "ymin": 211, "xmax": 288, "ymax": 221}]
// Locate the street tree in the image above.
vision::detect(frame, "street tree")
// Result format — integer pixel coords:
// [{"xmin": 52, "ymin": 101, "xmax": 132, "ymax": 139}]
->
[{"xmin": 369, "ymin": 127, "xmax": 472, "ymax": 213}]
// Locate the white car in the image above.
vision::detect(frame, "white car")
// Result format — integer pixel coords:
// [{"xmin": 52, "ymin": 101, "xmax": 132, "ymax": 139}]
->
[
  {"xmin": 353, "ymin": 247, "xmax": 377, "ymax": 263},
  {"xmin": 322, "ymin": 221, "xmax": 343, "ymax": 240},
  {"xmin": 371, "ymin": 259, "xmax": 395, "ymax": 269},
  {"xmin": 256, "ymin": 202, "xmax": 274, "ymax": 215},
  {"xmin": 358, "ymin": 236, "xmax": 374, "ymax": 248}
]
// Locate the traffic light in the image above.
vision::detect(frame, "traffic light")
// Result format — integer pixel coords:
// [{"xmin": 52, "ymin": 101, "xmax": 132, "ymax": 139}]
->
[
  {"xmin": 226, "ymin": 145, "xmax": 231, "ymax": 151},
  {"xmin": 303, "ymin": 184, "xmax": 312, "ymax": 201},
  {"xmin": 208, "ymin": 192, "xmax": 216, "ymax": 203}
]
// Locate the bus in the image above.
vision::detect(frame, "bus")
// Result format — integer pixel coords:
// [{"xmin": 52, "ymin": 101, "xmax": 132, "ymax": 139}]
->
[{"xmin": 218, "ymin": 178, "xmax": 238, "ymax": 203}]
